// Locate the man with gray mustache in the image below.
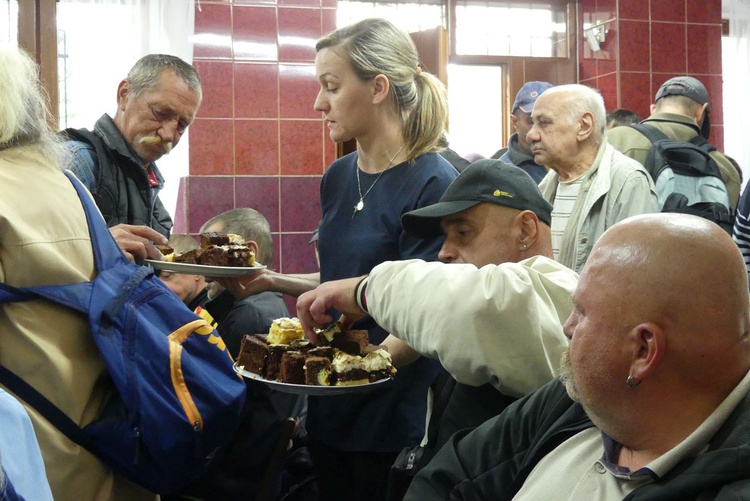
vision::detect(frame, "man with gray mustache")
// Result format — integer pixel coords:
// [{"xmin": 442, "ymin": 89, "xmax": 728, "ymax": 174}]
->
[{"xmin": 64, "ymin": 54, "xmax": 202, "ymax": 238}]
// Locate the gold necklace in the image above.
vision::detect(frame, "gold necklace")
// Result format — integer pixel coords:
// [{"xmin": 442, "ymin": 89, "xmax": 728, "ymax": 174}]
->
[{"xmin": 352, "ymin": 144, "xmax": 405, "ymax": 219}]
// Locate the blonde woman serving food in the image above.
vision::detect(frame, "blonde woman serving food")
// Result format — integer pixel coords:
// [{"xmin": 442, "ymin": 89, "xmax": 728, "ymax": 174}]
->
[{"xmin": 221, "ymin": 18, "xmax": 458, "ymax": 501}]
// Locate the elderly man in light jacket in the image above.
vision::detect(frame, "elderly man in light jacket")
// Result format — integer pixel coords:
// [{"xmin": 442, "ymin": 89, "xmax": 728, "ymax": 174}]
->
[{"xmin": 530, "ymin": 84, "xmax": 659, "ymax": 272}]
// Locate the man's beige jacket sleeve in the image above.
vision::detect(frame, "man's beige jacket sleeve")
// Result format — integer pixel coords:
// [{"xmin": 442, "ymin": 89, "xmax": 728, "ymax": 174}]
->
[{"xmin": 366, "ymin": 256, "xmax": 577, "ymax": 397}]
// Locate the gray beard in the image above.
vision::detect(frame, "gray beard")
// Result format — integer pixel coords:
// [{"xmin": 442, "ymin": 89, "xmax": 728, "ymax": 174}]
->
[{"xmin": 558, "ymin": 348, "xmax": 580, "ymax": 403}]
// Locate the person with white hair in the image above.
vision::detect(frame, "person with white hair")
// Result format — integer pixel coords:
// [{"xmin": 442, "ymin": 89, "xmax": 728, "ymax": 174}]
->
[
  {"xmin": 0, "ymin": 45, "xmax": 157, "ymax": 500},
  {"xmin": 530, "ymin": 84, "xmax": 658, "ymax": 272}
]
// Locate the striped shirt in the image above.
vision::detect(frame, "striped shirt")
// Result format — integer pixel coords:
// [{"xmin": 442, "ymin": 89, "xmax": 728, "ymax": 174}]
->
[{"xmin": 551, "ymin": 177, "xmax": 584, "ymax": 261}]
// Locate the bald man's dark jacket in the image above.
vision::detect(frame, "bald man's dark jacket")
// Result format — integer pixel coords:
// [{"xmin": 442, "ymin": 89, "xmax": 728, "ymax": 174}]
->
[{"xmin": 405, "ymin": 378, "xmax": 750, "ymax": 500}]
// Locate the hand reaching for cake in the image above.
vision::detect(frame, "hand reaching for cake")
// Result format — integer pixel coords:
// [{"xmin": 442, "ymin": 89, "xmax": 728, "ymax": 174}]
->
[
  {"xmin": 296, "ymin": 275, "xmax": 368, "ymax": 342},
  {"xmin": 110, "ymin": 224, "xmax": 168, "ymax": 263}
]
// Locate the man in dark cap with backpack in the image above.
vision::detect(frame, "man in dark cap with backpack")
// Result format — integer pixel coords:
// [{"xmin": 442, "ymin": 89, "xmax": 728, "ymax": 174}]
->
[{"xmin": 607, "ymin": 76, "xmax": 742, "ymax": 209}]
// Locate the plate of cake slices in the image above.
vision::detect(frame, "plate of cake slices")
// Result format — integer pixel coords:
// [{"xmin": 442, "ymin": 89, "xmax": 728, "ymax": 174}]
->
[
  {"xmin": 234, "ymin": 318, "xmax": 397, "ymax": 395},
  {"xmin": 146, "ymin": 260, "xmax": 266, "ymax": 277},
  {"xmin": 146, "ymin": 231, "xmax": 266, "ymax": 277},
  {"xmin": 234, "ymin": 363, "xmax": 392, "ymax": 396}
]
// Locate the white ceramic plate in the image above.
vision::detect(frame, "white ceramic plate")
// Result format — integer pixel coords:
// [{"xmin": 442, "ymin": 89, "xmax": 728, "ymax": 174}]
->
[
  {"xmin": 234, "ymin": 363, "xmax": 392, "ymax": 395},
  {"xmin": 145, "ymin": 260, "xmax": 266, "ymax": 277}
]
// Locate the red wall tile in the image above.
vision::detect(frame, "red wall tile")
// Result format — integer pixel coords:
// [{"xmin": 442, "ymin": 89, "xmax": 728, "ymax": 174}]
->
[
  {"xmin": 597, "ymin": 73, "xmax": 619, "ymax": 112},
  {"xmin": 619, "ymin": 20, "xmax": 651, "ymax": 72},
  {"xmin": 280, "ymin": 232, "xmax": 319, "ymax": 274},
  {"xmin": 619, "ymin": 72, "xmax": 652, "ymax": 118},
  {"xmin": 280, "ymin": 177, "xmax": 322, "ymax": 233},
  {"xmin": 194, "ymin": 3, "xmax": 232, "ymax": 59},
  {"xmin": 619, "ymin": 0, "xmax": 650, "ymax": 21},
  {"xmin": 687, "ymin": 24, "xmax": 723, "ymax": 75},
  {"xmin": 650, "ymin": 22, "xmax": 687, "ymax": 74},
  {"xmin": 235, "ymin": 119, "xmax": 280, "ymax": 175},
  {"xmin": 279, "ymin": 120, "xmax": 325, "ymax": 175},
  {"xmin": 235, "ymin": 176, "xmax": 282, "ymax": 232},
  {"xmin": 186, "ymin": 176, "xmax": 235, "ymax": 232},
  {"xmin": 650, "ymin": 0, "xmax": 686, "ymax": 23},
  {"xmin": 279, "ymin": 63, "xmax": 319, "ymax": 119},
  {"xmin": 278, "ymin": 7, "xmax": 322, "ymax": 62},
  {"xmin": 195, "ymin": 61, "xmax": 234, "ymax": 119},
  {"xmin": 234, "ymin": 62, "xmax": 279, "ymax": 119},
  {"xmin": 233, "ymin": 6, "xmax": 278, "ymax": 61},
  {"xmin": 687, "ymin": 0, "xmax": 722, "ymax": 24},
  {"xmin": 189, "ymin": 119, "xmax": 234, "ymax": 175}
]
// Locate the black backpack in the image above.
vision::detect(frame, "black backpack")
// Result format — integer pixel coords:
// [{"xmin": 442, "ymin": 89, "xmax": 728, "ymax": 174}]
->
[{"xmin": 630, "ymin": 123, "xmax": 734, "ymax": 233}]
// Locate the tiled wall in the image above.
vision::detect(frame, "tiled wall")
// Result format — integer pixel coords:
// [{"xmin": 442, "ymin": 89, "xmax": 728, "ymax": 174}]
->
[
  {"xmin": 579, "ymin": 0, "xmax": 725, "ymax": 147},
  {"xmin": 181, "ymin": 0, "xmax": 725, "ymax": 308},
  {"xmin": 181, "ymin": 0, "xmax": 336, "ymax": 312}
]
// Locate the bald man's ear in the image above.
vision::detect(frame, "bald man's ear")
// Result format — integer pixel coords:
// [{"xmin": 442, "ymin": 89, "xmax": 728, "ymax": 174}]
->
[
  {"xmin": 627, "ymin": 323, "xmax": 665, "ymax": 386},
  {"xmin": 517, "ymin": 211, "xmax": 540, "ymax": 248}
]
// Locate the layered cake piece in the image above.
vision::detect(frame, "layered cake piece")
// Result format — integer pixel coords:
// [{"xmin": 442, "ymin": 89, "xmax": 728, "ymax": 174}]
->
[
  {"xmin": 172, "ymin": 248, "xmax": 200, "ymax": 264},
  {"xmin": 330, "ymin": 349, "xmax": 396, "ymax": 386},
  {"xmin": 237, "ymin": 334, "xmax": 270, "ymax": 375},
  {"xmin": 235, "ymin": 317, "xmax": 396, "ymax": 386},
  {"xmin": 200, "ymin": 232, "xmax": 230, "ymax": 248},
  {"xmin": 278, "ymin": 352, "xmax": 306, "ymax": 385},
  {"xmin": 330, "ymin": 330, "xmax": 369, "ymax": 355},
  {"xmin": 304, "ymin": 356, "xmax": 331, "ymax": 386},
  {"xmin": 160, "ymin": 232, "xmax": 258, "ymax": 267},
  {"xmin": 197, "ymin": 232, "xmax": 256, "ymax": 266},
  {"xmin": 265, "ymin": 344, "xmax": 288, "ymax": 381},
  {"xmin": 316, "ymin": 322, "xmax": 369, "ymax": 355}
]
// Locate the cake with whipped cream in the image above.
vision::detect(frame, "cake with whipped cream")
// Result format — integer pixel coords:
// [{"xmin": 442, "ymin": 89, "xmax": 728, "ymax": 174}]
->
[
  {"xmin": 267, "ymin": 317, "xmax": 305, "ymax": 345},
  {"xmin": 160, "ymin": 232, "xmax": 257, "ymax": 267},
  {"xmin": 330, "ymin": 349, "xmax": 396, "ymax": 386},
  {"xmin": 236, "ymin": 317, "xmax": 396, "ymax": 386}
]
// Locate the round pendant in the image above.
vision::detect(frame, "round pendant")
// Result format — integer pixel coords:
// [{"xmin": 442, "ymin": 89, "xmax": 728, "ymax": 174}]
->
[{"xmin": 355, "ymin": 200, "xmax": 364, "ymax": 211}]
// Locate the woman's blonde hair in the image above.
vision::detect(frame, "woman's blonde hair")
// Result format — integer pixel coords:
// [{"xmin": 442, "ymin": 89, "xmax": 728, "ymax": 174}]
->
[{"xmin": 316, "ymin": 18, "xmax": 448, "ymax": 161}]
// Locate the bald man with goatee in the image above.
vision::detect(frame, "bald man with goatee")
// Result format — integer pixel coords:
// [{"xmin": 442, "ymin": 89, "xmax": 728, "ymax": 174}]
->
[{"xmin": 404, "ymin": 213, "xmax": 750, "ymax": 500}]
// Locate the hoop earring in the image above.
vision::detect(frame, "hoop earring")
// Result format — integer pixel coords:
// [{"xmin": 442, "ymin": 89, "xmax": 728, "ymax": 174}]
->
[{"xmin": 626, "ymin": 374, "xmax": 641, "ymax": 389}]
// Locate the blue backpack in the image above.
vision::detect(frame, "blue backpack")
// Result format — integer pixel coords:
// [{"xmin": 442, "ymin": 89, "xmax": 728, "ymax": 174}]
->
[{"xmin": 0, "ymin": 171, "xmax": 246, "ymax": 494}]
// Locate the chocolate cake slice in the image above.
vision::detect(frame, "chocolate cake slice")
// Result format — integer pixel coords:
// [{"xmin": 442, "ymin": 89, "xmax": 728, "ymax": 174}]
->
[
  {"xmin": 197, "ymin": 246, "xmax": 230, "ymax": 266},
  {"xmin": 266, "ymin": 344, "xmax": 289, "ymax": 381},
  {"xmin": 237, "ymin": 334, "xmax": 270, "ymax": 376},
  {"xmin": 200, "ymin": 232, "xmax": 230, "ymax": 248},
  {"xmin": 330, "ymin": 329, "xmax": 369, "ymax": 355},
  {"xmin": 278, "ymin": 351, "xmax": 306, "ymax": 384},
  {"xmin": 308, "ymin": 346, "xmax": 334, "ymax": 360},
  {"xmin": 304, "ymin": 356, "xmax": 331, "ymax": 386},
  {"xmin": 173, "ymin": 248, "xmax": 200, "ymax": 264}
]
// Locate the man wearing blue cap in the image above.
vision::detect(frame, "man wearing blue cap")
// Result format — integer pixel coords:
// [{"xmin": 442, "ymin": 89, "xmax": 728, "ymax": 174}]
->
[
  {"xmin": 607, "ymin": 76, "xmax": 741, "ymax": 208},
  {"xmin": 295, "ymin": 160, "xmax": 578, "ymax": 499},
  {"xmin": 491, "ymin": 81, "xmax": 554, "ymax": 183}
]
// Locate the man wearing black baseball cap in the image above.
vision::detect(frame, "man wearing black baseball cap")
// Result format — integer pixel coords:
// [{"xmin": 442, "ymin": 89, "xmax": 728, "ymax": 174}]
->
[
  {"xmin": 401, "ymin": 159, "xmax": 554, "ymax": 267},
  {"xmin": 295, "ymin": 160, "xmax": 578, "ymax": 499},
  {"xmin": 607, "ymin": 75, "xmax": 741, "ymax": 207}
]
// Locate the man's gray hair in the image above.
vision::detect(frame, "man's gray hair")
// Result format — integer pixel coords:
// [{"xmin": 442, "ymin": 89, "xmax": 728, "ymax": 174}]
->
[
  {"xmin": 0, "ymin": 45, "xmax": 69, "ymax": 165},
  {"xmin": 200, "ymin": 208, "xmax": 274, "ymax": 265},
  {"xmin": 550, "ymin": 84, "xmax": 607, "ymax": 145},
  {"xmin": 126, "ymin": 54, "xmax": 202, "ymax": 101}
]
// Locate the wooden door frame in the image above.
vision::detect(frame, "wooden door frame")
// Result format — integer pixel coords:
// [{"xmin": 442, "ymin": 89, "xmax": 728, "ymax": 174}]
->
[{"xmin": 18, "ymin": 0, "xmax": 59, "ymax": 126}]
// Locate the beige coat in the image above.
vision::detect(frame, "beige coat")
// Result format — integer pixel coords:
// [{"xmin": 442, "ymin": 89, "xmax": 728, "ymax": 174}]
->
[{"xmin": 0, "ymin": 146, "xmax": 155, "ymax": 501}]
